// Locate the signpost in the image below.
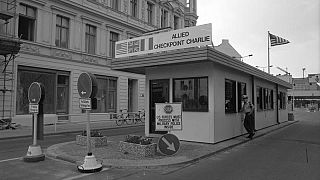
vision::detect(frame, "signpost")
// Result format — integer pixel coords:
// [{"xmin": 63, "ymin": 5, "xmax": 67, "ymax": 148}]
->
[
  {"xmin": 76, "ymin": 72, "xmax": 102, "ymax": 173},
  {"xmin": 23, "ymin": 82, "xmax": 45, "ymax": 162}
]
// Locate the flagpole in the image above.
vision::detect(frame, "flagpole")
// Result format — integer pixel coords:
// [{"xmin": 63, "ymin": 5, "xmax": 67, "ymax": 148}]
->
[{"xmin": 268, "ymin": 31, "xmax": 270, "ymax": 74}]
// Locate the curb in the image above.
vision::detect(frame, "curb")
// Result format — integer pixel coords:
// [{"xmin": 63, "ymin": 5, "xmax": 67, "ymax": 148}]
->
[{"xmin": 46, "ymin": 120, "xmax": 298, "ymax": 168}]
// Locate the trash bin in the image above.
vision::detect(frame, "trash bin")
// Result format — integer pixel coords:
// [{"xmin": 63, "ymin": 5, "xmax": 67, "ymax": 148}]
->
[{"xmin": 288, "ymin": 112, "xmax": 294, "ymax": 121}]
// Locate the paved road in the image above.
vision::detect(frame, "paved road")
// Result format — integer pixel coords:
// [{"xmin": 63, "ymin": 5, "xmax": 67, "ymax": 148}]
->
[
  {"xmin": 0, "ymin": 126, "xmax": 144, "ymax": 180},
  {"xmin": 111, "ymin": 114, "xmax": 320, "ymax": 180}
]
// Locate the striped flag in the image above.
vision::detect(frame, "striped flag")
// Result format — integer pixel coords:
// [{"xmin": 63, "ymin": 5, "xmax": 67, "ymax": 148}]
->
[
  {"xmin": 269, "ymin": 33, "xmax": 290, "ymax": 46},
  {"xmin": 116, "ymin": 42, "xmax": 128, "ymax": 56}
]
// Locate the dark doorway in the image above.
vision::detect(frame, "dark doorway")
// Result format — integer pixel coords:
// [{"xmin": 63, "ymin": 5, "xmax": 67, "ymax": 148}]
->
[{"xmin": 149, "ymin": 79, "xmax": 169, "ymax": 134}]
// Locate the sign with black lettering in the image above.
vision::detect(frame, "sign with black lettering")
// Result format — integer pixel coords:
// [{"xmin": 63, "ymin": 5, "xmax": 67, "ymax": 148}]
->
[
  {"xmin": 155, "ymin": 103, "xmax": 182, "ymax": 131},
  {"xmin": 79, "ymin": 98, "xmax": 91, "ymax": 109},
  {"xmin": 115, "ymin": 23, "xmax": 212, "ymax": 58},
  {"xmin": 29, "ymin": 104, "xmax": 39, "ymax": 114}
]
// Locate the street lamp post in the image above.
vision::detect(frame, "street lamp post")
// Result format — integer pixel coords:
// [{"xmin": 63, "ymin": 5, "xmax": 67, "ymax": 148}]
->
[{"xmin": 232, "ymin": 54, "xmax": 253, "ymax": 62}]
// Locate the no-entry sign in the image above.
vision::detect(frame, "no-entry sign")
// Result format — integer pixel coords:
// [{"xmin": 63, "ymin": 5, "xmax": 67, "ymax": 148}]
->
[{"xmin": 77, "ymin": 72, "xmax": 97, "ymax": 98}]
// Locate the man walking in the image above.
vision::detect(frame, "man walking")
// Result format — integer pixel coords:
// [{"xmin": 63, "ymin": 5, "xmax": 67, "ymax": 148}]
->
[{"xmin": 241, "ymin": 95, "xmax": 255, "ymax": 139}]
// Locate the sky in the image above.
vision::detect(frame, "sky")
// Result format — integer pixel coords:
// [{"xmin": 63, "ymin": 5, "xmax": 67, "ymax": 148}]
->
[{"xmin": 197, "ymin": 0, "xmax": 320, "ymax": 78}]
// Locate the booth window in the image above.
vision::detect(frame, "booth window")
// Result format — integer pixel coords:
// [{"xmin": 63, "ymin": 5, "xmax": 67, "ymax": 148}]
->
[
  {"xmin": 173, "ymin": 77, "xmax": 208, "ymax": 112},
  {"xmin": 237, "ymin": 82, "xmax": 246, "ymax": 112},
  {"xmin": 225, "ymin": 79, "xmax": 236, "ymax": 113},
  {"xmin": 256, "ymin": 86, "xmax": 263, "ymax": 111},
  {"xmin": 279, "ymin": 92, "xmax": 286, "ymax": 109},
  {"xmin": 91, "ymin": 76, "xmax": 117, "ymax": 113}
]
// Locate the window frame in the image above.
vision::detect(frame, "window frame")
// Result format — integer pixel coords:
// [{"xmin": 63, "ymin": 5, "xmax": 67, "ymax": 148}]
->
[
  {"xmin": 55, "ymin": 15, "xmax": 69, "ymax": 48},
  {"xmin": 225, "ymin": 79, "xmax": 237, "ymax": 113},
  {"xmin": 130, "ymin": 0, "xmax": 138, "ymax": 18},
  {"xmin": 147, "ymin": 2, "xmax": 154, "ymax": 25},
  {"xmin": 18, "ymin": 3, "xmax": 36, "ymax": 41},
  {"xmin": 173, "ymin": 76, "xmax": 208, "ymax": 112},
  {"xmin": 85, "ymin": 24, "xmax": 96, "ymax": 54},
  {"xmin": 109, "ymin": 31, "xmax": 119, "ymax": 58},
  {"xmin": 237, "ymin": 82, "xmax": 247, "ymax": 112},
  {"xmin": 161, "ymin": 8, "xmax": 168, "ymax": 28}
]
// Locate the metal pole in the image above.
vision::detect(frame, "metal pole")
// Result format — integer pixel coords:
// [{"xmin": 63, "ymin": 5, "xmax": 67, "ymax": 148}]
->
[
  {"xmin": 33, "ymin": 113, "xmax": 37, "ymax": 145},
  {"xmin": 268, "ymin": 31, "xmax": 270, "ymax": 74},
  {"xmin": 86, "ymin": 109, "xmax": 91, "ymax": 155}
]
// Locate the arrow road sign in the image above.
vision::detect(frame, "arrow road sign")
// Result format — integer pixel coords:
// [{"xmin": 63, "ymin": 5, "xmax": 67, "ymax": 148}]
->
[{"xmin": 158, "ymin": 134, "xmax": 180, "ymax": 156}]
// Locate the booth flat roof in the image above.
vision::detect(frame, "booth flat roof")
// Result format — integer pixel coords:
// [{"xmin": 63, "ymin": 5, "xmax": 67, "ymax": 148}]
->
[{"xmin": 112, "ymin": 46, "xmax": 292, "ymax": 89}]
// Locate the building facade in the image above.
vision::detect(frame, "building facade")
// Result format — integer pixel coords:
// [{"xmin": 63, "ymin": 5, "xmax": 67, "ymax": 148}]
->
[{"xmin": 0, "ymin": 0, "xmax": 198, "ymax": 126}]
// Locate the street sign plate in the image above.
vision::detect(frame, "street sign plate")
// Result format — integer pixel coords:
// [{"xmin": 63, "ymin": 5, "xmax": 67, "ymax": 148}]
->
[
  {"xmin": 29, "ymin": 104, "xmax": 39, "ymax": 113},
  {"xmin": 158, "ymin": 134, "xmax": 180, "ymax": 156},
  {"xmin": 28, "ymin": 82, "xmax": 42, "ymax": 104},
  {"xmin": 79, "ymin": 98, "xmax": 91, "ymax": 109}
]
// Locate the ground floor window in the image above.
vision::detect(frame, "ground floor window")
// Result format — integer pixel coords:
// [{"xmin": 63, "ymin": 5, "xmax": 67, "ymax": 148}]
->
[
  {"xmin": 279, "ymin": 91, "xmax": 286, "ymax": 109},
  {"xmin": 237, "ymin": 82, "xmax": 247, "ymax": 112},
  {"xmin": 91, "ymin": 75, "xmax": 117, "ymax": 113},
  {"xmin": 173, "ymin": 77, "xmax": 208, "ymax": 112},
  {"xmin": 16, "ymin": 66, "xmax": 69, "ymax": 115}
]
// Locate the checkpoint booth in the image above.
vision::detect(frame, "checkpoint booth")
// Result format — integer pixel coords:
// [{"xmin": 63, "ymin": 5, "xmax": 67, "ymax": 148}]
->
[{"xmin": 112, "ymin": 24, "xmax": 292, "ymax": 144}]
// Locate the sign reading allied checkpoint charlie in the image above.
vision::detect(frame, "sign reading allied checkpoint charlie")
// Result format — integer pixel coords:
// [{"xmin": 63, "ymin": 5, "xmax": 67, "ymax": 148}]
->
[
  {"xmin": 155, "ymin": 103, "xmax": 182, "ymax": 131},
  {"xmin": 115, "ymin": 23, "xmax": 212, "ymax": 58}
]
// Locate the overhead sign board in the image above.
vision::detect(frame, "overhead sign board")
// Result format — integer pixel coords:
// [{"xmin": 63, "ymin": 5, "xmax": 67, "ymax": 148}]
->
[
  {"xmin": 155, "ymin": 103, "xmax": 182, "ymax": 131},
  {"xmin": 115, "ymin": 23, "xmax": 212, "ymax": 58}
]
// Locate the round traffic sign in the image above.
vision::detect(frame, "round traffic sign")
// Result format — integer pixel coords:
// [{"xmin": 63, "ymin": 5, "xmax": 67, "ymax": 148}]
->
[
  {"xmin": 77, "ymin": 72, "xmax": 98, "ymax": 98},
  {"xmin": 28, "ymin": 82, "xmax": 43, "ymax": 104},
  {"xmin": 158, "ymin": 134, "xmax": 180, "ymax": 156}
]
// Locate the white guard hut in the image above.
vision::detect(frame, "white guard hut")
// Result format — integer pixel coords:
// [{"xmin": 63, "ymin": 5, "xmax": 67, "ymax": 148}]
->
[{"xmin": 112, "ymin": 24, "xmax": 291, "ymax": 143}]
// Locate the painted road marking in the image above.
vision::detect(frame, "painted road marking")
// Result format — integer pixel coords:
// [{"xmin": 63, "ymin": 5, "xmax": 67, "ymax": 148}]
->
[{"xmin": 0, "ymin": 157, "xmax": 21, "ymax": 163}]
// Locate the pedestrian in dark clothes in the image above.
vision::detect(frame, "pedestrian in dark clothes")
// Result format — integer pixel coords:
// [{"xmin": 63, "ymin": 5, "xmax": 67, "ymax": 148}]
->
[{"xmin": 241, "ymin": 95, "xmax": 255, "ymax": 139}]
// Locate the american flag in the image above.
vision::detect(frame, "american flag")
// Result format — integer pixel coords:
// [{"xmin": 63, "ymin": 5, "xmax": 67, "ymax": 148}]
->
[
  {"xmin": 269, "ymin": 33, "xmax": 290, "ymax": 46},
  {"xmin": 116, "ymin": 42, "xmax": 128, "ymax": 55},
  {"xmin": 128, "ymin": 40, "xmax": 140, "ymax": 53}
]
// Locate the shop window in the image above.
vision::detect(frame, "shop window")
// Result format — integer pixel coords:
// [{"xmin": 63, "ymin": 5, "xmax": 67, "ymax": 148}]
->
[
  {"xmin": 91, "ymin": 76, "xmax": 117, "ymax": 113},
  {"xmin": 173, "ymin": 77, "xmax": 208, "ymax": 112},
  {"xmin": 109, "ymin": 31, "xmax": 119, "ymax": 58},
  {"xmin": 225, "ymin": 79, "xmax": 236, "ymax": 113},
  {"xmin": 18, "ymin": 4, "xmax": 36, "ymax": 41},
  {"xmin": 85, "ymin": 24, "xmax": 96, "ymax": 54},
  {"xmin": 16, "ymin": 66, "xmax": 69, "ymax": 115},
  {"xmin": 55, "ymin": 15, "xmax": 69, "ymax": 48},
  {"xmin": 237, "ymin": 82, "xmax": 246, "ymax": 112}
]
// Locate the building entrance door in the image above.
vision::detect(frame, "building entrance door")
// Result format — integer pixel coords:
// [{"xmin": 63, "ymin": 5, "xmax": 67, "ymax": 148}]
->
[{"xmin": 149, "ymin": 79, "xmax": 169, "ymax": 134}]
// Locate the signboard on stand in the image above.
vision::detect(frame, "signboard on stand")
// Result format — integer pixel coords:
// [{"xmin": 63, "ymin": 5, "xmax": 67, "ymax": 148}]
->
[{"xmin": 155, "ymin": 103, "xmax": 182, "ymax": 131}]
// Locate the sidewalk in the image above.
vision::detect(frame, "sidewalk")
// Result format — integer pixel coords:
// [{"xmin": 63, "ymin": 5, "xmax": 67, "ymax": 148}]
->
[
  {"xmin": 0, "ymin": 120, "xmax": 143, "ymax": 140},
  {"xmin": 46, "ymin": 120, "xmax": 299, "ymax": 168}
]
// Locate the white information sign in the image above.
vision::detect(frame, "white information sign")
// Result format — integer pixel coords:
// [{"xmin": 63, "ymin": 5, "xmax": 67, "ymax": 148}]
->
[
  {"xmin": 115, "ymin": 23, "xmax": 212, "ymax": 58},
  {"xmin": 155, "ymin": 103, "xmax": 182, "ymax": 131},
  {"xmin": 29, "ymin": 104, "xmax": 39, "ymax": 114},
  {"xmin": 79, "ymin": 98, "xmax": 91, "ymax": 109}
]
